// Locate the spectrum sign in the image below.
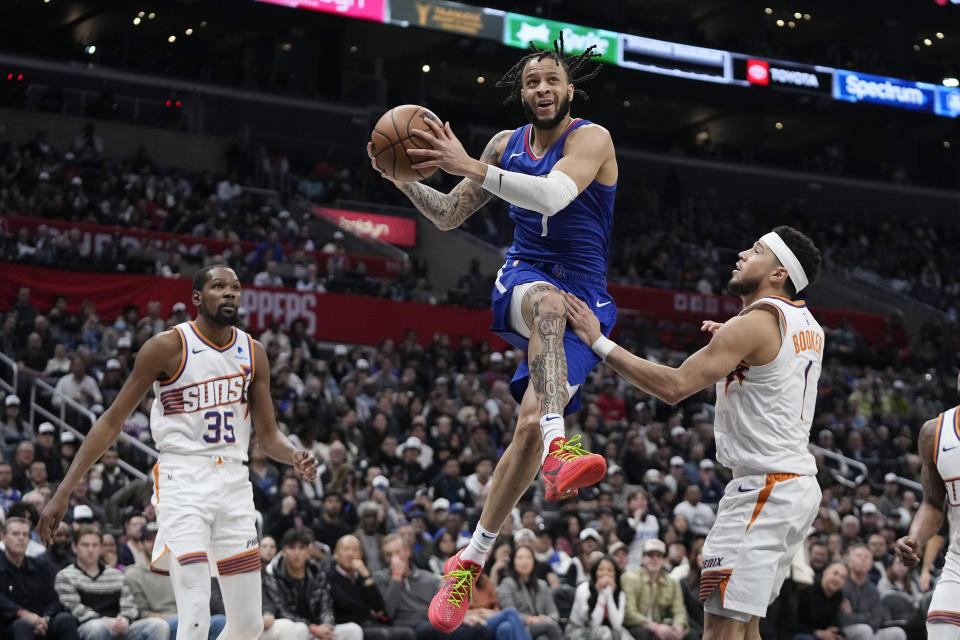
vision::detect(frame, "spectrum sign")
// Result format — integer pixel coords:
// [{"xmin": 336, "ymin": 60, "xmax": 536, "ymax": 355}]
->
[{"xmin": 834, "ymin": 70, "xmax": 938, "ymax": 114}]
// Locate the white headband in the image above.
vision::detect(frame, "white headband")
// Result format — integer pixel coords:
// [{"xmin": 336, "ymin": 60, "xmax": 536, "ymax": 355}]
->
[{"xmin": 761, "ymin": 231, "xmax": 809, "ymax": 293}]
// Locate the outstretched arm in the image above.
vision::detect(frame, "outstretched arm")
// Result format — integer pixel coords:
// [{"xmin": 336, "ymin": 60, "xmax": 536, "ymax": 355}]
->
[
  {"xmin": 367, "ymin": 129, "xmax": 510, "ymax": 231},
  {"xmin": 563, "ymin": 292, "xmax": 780, "ymax": 405},
  {"xmin": 895, "ymin": 418, "xmax": 946, "ymax": 567},
  {"xmin": 38, "ymin": 331, "xmax": 179, "ymax": 542}
]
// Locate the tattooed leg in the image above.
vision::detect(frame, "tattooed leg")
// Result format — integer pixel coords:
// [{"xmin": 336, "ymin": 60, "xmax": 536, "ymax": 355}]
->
[{"xmin": 523, "ymin": 285, "xmax": 569, "ymax": 415}]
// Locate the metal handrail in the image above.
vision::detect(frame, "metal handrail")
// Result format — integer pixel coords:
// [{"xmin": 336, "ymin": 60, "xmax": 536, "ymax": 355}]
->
[
  {"xmin": 0, "ymin": 350, "xmax": 18, "ymax": 397},
  {"xmin": 808, "ymin": 443, "xmax": 868, "ymax": 489},
  {"xmin": 30, "ymin": 378, "xmax": 158, "ymax": 481}
]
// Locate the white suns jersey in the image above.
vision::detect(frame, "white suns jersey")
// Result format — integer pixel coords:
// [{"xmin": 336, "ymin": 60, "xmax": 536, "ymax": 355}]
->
[
  {"xmin": 150, "ymin": 322, "xmax": 254, "ymax": 461},
  {"xmin": 934, "ymin": 406, "xmax": 960, "ymax": 565},
  {"xmin": 714, "ymin": 296, "xmax": 823, "ymax": 476}
]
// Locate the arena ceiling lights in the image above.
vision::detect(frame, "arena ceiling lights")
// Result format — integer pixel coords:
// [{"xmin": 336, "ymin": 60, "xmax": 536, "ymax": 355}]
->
[{"xmin": 251, "ymin": 0, "xmax": 960, "ymax": 118}]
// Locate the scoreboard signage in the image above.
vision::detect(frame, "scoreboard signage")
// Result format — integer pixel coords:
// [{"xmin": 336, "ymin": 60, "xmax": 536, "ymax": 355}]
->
[
  {"xmin": 732, "ymin": 56, "xmax": 833, "ymax": 96},
  {"xmin": 387, "ymin": 0, "xmax": 504, "ymax": 39},
  {"xmin": 254, "ymin": 0, "xmax": 386, "ymax": 21},
  {"xmin": 502, "ymin": 13, "xmax": 620, "ymax": 64},
  {"xmin": 835, "ymin": 70, "xmax": 938, "ymax": 113}
]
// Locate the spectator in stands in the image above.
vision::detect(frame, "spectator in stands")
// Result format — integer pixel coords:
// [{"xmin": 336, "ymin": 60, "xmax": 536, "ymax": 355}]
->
[
  {"xmin": 52, "ymin": 358, "xmax": 102, "ymax": 410},
  {"xmin": 795, "ymin": 561, "xmax": 849, "ymax": 640},
  {"xmin": 840, "ymin": 514, "xmax": 862, "ymax": 549},
  {"xmin": 328, "ymin": 534, "xmax": 412, "ymax": 640},
  {"xmin": 0, "ymin": 462, "xmax": 23, "ymax": 513},
  {"xmin": 678, "ymin": 539, "xmax": 704, "ymax": 639},
  {"xmin": 259, "ymin": 537, "xmax": 278, "ymax": 570},
  {"xmin": 94, "ymin": 448, "xmax": 126, "ymax": 503},
  {"xmin": 115, "ymin": 513, "xmax": 146, "ymax": 568},
  {"xmin": 373, "ymin": 533, "xmax": 490, "ymax": 640},
  {"xmin": 621, "ymin": 539, "xmax": 689, "ymax": 640},
  {"xmin": 808, "ymin": 541, "xmax": 831, "ymax": 581},
  {"xmin": 73, "ymin": 123, "xmax": 103, "ymax": 162},
  {"xmin": 296, "ymin": 263, "xmax": 327, "ymax": 293},
  {"xmin": 495, "ymin": 545, "xmax": 562, "ymax": 640},
  {"xmin": 568, "ymin": 556, "xmax": 628, "ymax": 640},
  {"xmin": 355, "ymin": 501, "xmax": 386, "ymax": 574},
  {"xmin": 1, "ymin": 517, "xmax": 78, "ymax": 640},
  {"xmin": 618, "ymin": 490, "xmax": 659, "ymax": 570},
  {"xmin": 54, "ymin": 525, "xmax": 168, "ymax": 640},
  {"xmin": 838, "ymin": 545, "xmax": 906, "ymax": 640},
  {"xmin": 429, "ymin": 458, "xmax": 471, "ymax": 507},
  {"xmin": 253, "ymin": 261, "xmax": 284, "ymax": 288},
  {"xmin": 695, "ymin": 459, "xmax": 723, "ymax": 507},
  {"xmin": 1, "ymin": 395, "xmax": 29, "ymax": 447},
  {"xmin": 314, "ymin": 492, "xmax": 353, "ymax": 552},
  {"xmin": 45, "ymin": 344, "xmax": 72, "ymax": 378},
  {"xmin": 261, "ymin": 527, "xmax": 362, "ymax": 640},
  {"xmin": 464, "ymin": 457, "xmax": 493, "ymax": 505},
  {"xmin": 44, "ymin": 522, "xmax": 75, "ymax": 571},
  {"xmin": 671, "ymin": 486, "xmax": 714, "ymax": 538},
  {"xmin": 12, "ymin": 442, "xmax": 36, "ymax": 493},
  {"xmin": 265, "ymin": 475, "xmax": 313, "ymax": 541},
  {"xmin": 122, "ymin": 522, "xmax": 225, "ymax": 639},
  {"xmin": 34, "ymin": 424, "xmax": 63, "ymax": 482}
]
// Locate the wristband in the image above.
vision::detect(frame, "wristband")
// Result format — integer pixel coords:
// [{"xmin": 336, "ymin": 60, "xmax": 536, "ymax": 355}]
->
[{"xmin": 591, "ymin": 336, "xmax": 617, "ymax": 360}]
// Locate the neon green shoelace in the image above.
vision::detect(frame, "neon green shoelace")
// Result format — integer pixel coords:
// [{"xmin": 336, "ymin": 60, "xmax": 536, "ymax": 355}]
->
[
  {"xmin": 548, "ymin": 433, "xmax": 592, "ymax": 462},
  {"xmin": 443, "ymin": 567, "xmax": 478, "ymax": 607}
]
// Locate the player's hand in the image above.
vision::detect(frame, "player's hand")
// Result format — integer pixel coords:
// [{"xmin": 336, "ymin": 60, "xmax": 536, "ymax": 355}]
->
[
  {"xmin": 406, "ymin": 119, "xmax": 476, "ymax": 177},
  {"xmin": 561, "ymin": 292, "xmax": 603, "ymax": 346},
  {"xmin": 895, "ymin": 535, "xmax": 920, "ymax": 567},
  {"xmin": 366, "ymin": 142, "xmax": 408, "ymax": 186},
  {"xmin": 701, "ymin": 320, "xmax": 723, "ymax": 335},
  {"xmin": 37, "ymin": 490, "xmax": 70, "ymax": 545},
  {"xmin": 292, "ymin": 450, "xmax": 318, "ymax": 483}
]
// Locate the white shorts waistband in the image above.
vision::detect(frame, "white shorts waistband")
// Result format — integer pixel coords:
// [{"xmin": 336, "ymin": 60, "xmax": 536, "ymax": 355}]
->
[{"xmin": 158, "ymin": 452, "xmax": 244, "ymax": 467}]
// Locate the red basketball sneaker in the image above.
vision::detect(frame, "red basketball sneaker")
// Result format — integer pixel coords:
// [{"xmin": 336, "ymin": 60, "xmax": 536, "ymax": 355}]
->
[
  {"xmin": 428, "ymin": 549, "xmax": 483, "ymax": 633},
  {"xmin": 542, "ymin": 434, "xmax": 607, "ymax": 501}
]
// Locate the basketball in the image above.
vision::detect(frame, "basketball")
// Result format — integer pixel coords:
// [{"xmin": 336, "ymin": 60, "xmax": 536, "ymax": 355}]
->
[{"xmin": 370, "ymin": 104, "xmax": 441, "ymax": 182}]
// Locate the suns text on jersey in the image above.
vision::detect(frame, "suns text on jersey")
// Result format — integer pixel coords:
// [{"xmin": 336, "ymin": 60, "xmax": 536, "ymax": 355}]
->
[{"xmin": 160, "ymin": 373, "xmax": 250, "ymax": 415}]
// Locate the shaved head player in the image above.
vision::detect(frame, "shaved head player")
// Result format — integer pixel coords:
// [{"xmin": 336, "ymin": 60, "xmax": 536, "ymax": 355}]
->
[{"xmin": 39, "ymin": 265, "xmax": 319, "ymax": 640}]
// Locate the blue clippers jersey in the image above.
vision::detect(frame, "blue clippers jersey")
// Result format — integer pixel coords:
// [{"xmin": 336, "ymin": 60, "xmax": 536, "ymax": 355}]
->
[{"xmin": 500, "ymin": 118, "xmax": 616, "ymax": 275}]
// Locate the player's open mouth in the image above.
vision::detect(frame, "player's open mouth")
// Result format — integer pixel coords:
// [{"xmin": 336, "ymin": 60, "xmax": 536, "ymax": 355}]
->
[{"xmin": 536, "ymin": 101, "xmax": 553, "ymax": 110}]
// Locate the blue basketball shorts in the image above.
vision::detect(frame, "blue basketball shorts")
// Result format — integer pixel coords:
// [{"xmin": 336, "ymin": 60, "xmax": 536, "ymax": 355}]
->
[{"xmin": 490, "ymin": 259, "xmax": 617, "ymax": 415}]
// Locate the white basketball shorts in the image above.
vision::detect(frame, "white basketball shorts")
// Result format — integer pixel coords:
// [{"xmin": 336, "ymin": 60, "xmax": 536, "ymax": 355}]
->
[
  {"xmin": 701, "ymin": 473, "xmax": 820, "ymax": 621},
  {"xmin": 150, "ymin": 453, "xmax": 260, "ymax": 577}
]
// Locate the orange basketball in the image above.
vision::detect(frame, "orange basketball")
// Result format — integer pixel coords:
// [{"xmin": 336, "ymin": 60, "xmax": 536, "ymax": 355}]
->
[{"xmin": 370, "ymin": 104, "xmax": 441, "ymax": 182}]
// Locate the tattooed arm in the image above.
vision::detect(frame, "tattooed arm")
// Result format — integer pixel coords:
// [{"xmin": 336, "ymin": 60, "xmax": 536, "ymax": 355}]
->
[
  {"xmin": 400, "ymin": 129, "xmax": 510, "ymax": 231},
  {"xmin": 368, "ymin": 129, "xmax": 511, "ymax": 231}
]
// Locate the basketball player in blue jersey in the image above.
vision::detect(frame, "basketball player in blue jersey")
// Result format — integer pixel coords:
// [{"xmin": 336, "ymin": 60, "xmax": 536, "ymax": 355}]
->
[
  {"xmin": 38, "ymin": 265, "xmax": 319, "ymax": 640},
  {"xmin": 367, "ymin": 35, "xmax": 616, "ymax": 632}
]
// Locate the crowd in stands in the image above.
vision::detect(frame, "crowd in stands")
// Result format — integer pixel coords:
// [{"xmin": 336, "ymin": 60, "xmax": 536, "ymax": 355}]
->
[
  {"xmin": 0, "ymin": 271, "xmax": 956, "ymax": 639},
  {"xmin": 0, "ymin": 126, "xmax": 435, "ymax": 302}
]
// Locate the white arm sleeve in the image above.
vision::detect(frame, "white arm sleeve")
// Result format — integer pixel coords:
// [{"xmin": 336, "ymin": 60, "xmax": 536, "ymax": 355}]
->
[{"xmin": 480, "ymin": 164, "xmax": 579, "ymax": 216}]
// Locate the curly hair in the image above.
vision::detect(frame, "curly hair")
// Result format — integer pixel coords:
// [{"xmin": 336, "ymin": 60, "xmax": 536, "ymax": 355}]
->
[{"xmin": 495, "ymin": 30, "xmax": 603, "ymax": 105}]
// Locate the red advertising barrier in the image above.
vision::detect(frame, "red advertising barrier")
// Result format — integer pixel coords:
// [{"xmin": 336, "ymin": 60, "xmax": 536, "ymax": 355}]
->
[
  {"xmin": 0, "ymin": 264, "xmax": 889, "ymax": 349},
  {"xmin": 0, "ymin": 263, "xmax": 507, "ymax": 348},
  {"xmin": 311, "ymin": 205, "xmax": 417, "ymax": 247},
  {"xmin": 0, "ymin": 215, "xmax": 405, "ymax": 278}
]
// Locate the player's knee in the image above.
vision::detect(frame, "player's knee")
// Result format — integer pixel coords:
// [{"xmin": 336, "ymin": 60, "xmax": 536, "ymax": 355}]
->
[
  {"xmin": 531, "ymin": 291, "xmax": 566, "ymax": 322},
  {"xmin": 514, "ymin": 416, "xmax": 545, "ymax": 455}
]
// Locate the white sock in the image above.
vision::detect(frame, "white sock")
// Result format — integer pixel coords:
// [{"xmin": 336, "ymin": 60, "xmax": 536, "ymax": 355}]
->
[
  {"xmin": 461, "ymin": 524, "xmax": 497, "ymax": 566},
  {"xmin": 540, "ymin": 413, "xmax": 565, "ymax": 464}
]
